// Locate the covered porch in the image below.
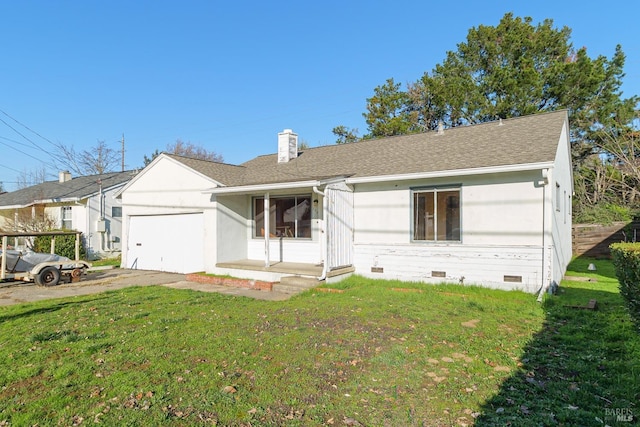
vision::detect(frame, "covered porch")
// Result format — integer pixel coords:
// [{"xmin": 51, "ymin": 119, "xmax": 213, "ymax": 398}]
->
[{"xmin": 215, "ymin": 259, "xmax": 354, "ymax": 284}]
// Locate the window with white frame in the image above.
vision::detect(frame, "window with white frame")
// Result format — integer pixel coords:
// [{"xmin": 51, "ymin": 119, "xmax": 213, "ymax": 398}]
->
[
  {"xmin": 254, "ymin": 195, "xmax": 312, "ymax": 238},
  {"xmin": 112, "ymin": 206, "xmax": 122, "ymax": 218},
  {"xmin": 61, "ymin": 206, "xmax": 73, "ymax": 230},
  {"xmin": 412, "ymin": 187, "xmax": 461, "ymax": 242}
]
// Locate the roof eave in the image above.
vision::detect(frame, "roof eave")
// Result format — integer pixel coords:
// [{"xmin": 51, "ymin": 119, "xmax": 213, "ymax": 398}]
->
[
  {"xmin": 0, "ymin": 196, "xmax": 83, "ymax": 210},
  {"xmin": 345, "ymin": 162, "xmax": 555, "ymax": 185},
  {"xmin": 204, "ymin": 179, "xmax": 321, "ymax": 195},
  {"xmin": 36, "ymin": 197, "xmax": 84, "ymax": 204}
]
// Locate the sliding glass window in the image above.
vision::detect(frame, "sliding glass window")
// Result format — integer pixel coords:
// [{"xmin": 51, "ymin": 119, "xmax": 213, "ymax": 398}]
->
[{"xmin": 413, "ymin": 188, "xmax": 460, "ymax": 242}]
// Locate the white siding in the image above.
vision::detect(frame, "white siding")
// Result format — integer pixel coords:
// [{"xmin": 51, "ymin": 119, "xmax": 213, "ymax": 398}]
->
[
  {"xmin": 215, "ymin": 194, "xmax": 249, "ymax": 263},
  {"xmin": 83, "ymin": 186, "xmax": 125, "ymax": 258},
  {"xmin": 549, "ymin": 120, "xmax": 573, "ymax": 286},
  {"xmin": 462, "ymin": 173, "xmax": 544, "ymax": 246},
  {"xmin": 247, "ymin": 239, "xmax": 321, "ymax": 263},
  {"xmin": 354, "ymin": 243, "xmax": 543, "ymax": 293},
  {"xmin": 120, "ymin": 157, "xmax": 218, "ymax": 272},
  {"xmin": 352, "ymin": 171, "xmax": 548, "ymax": 292}
]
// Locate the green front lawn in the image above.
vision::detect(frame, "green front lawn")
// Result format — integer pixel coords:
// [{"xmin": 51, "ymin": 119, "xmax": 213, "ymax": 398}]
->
[{"xmin": 0, "ymin": 258, "xmax": 638, "ymax": 426}]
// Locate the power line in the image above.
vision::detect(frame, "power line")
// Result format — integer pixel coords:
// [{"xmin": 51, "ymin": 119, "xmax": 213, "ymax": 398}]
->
[
  {"xmin": 0, "ymin": 107, "xmax": 60, "ymax": 148},
  {"xmin": 0, "ymin": 108, "xmax": 67, "ymax": 166},
  {"xmin": 0, "ymin": 162, "xmax": 24, "ymax": 174},
  {"xmin": 0, "ymin": 135, "xmax": 58, "ymax": 169}
]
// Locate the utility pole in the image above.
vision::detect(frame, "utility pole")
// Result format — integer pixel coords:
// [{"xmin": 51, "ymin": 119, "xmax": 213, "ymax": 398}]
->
[{"xmin": 121, "ymin": 133, "xmax": 125, "ymax": 172}]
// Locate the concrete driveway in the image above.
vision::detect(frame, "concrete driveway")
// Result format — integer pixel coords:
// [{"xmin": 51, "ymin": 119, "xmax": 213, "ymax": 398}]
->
[{"xmin": 0, "ymin": 268, "xmax": 290, "ymax": 306}]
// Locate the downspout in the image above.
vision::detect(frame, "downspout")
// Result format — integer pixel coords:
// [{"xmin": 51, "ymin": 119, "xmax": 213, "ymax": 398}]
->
[
  {"xmin": 537, "ymin": 169, "xmax": 550, "ymax": 302},
  {"xmin": 313, "ymin": 185, "xmax": 328, "ymax": 280},
  {"xmin": 264, "ymin": 192, "xmax": 270, "ymax": 268},
  {"xmin": 98, "ymin": 180, "xmax": 107, "ymax": 252},
  {"xmin": 81, "ymin": 195, "xmax": 93, "ymax": 255},
  {"xmin": 101, "ymin": 187, "xmax": 108, "ymax": 251}
]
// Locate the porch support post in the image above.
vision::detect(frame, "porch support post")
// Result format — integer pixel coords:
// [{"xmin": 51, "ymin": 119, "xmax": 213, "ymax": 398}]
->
[
  {"xmin": 264, "ymin": 193, "xmax": 270, "ymax": 267},
  {"xmin": 1, "ymin": 235, "xmax": 7, "ymax": 280},
  {"xmin": 75, "ymin": 232, "xmax": 81, "ymax": 261}
]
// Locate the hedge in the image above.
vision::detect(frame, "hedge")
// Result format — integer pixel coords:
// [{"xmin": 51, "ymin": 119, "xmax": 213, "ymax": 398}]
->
[
  {"xmin": 32, "ymin": 232, "xmax": 87, "ymax": 260},
  {"xmin": 610, "ymin": 242, "xmax": 640, "ymax": 332}
]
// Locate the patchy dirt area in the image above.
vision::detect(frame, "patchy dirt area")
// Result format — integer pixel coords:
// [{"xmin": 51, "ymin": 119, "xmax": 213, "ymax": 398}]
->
[{"xmin": 0, "ymin": 268, "xmax": 290, "ymax": 306}]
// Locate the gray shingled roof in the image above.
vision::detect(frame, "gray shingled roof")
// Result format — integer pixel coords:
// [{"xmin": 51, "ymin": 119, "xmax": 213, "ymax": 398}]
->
[
  {"xmin": 168, "ymin": 110, "xmax": 567, "ymax": 187},
  {"xmin": 163, "ymin": 154, "xmax": 247, "ymax": 185},
  {"xmin": 0, "ymin": 171, "xmax": 136, "ymax": 208}
]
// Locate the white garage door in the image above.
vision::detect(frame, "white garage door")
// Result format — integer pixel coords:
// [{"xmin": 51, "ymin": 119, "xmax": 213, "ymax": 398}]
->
[{"xmin": 127, "ymin": 213, "xmax": 204, "ymax": 274}]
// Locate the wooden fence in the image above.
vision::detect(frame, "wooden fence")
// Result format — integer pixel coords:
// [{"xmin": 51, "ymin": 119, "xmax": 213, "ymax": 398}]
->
[{"xmin": 572, "ymin": 221, "xmax": 640, "ymax": 258}]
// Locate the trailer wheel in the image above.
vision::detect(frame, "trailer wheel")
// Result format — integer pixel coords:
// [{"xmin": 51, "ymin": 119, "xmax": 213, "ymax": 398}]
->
[{"xmin": 35, "ymin": 266, "xmax": 61, "ymax": 287}]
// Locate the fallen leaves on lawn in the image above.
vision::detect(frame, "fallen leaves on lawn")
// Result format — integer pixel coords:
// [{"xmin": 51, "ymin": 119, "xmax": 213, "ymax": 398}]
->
[{"xmin": 222, "ymin": 385, "xmax": 237, "ymax": 394}]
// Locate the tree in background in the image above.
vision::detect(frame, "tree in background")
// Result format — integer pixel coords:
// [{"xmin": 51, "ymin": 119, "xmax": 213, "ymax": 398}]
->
[
  {"xmin": 16, "ymin": 166, "xmax": 48, "ymax": 190},
  {"xmin": 333, "ymin": 13, "xmax": 639, "ymax": 222},
  {"xmin": 332, "ymin": 125, "xmax": 360, "ymax": 144},
  {"xmin": 298, "ymin": 138, "xmax": 311, "ymax": 150},
  {"xmin": 142, "ymin": 149, "xmax": 161, "ymax": 166},
  {"xmin": 364, "ymin": 78, "xmax": 416, "ymax": 137},
  {"xmin": 143, "ymin": 140, "xmax": 223, "ymax": 166},
  {"xmin": 574, "ymin": 112, "xmax": 640, "ymax": 221},
  {"xmin": 56, "ymin": 140, "xmax": 120, "ymax": 176}
]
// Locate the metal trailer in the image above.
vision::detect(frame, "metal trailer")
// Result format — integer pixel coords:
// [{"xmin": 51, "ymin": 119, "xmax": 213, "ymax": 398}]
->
[{"xmin": 0, "ymin": 231, "xmax": 92, "ymax": 287}]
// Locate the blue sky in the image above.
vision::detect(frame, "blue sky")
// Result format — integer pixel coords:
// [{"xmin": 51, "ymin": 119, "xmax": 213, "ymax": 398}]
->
[{"xmin": 0, "ymin": 1, "xmax": 638, "ymax": 191}]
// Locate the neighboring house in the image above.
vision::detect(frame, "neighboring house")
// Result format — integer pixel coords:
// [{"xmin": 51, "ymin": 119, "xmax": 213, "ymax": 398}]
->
[
  {"xmin": 117, "ymin": 110, "xmax": 572, "ymax": 294},
  {"xmin": 0, "ymin": 171, "xmax": 135, "ymax": 259}
]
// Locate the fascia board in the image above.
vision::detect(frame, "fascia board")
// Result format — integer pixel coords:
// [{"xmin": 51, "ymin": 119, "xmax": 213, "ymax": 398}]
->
[
  {"xmin": 0, "ymin": 203, "xmax": 30, "ymax": 209},
  {"xmin": 36, "ymin": 197, "xmax": 83, "ymax": 204},
  {"xmin": 0, "ymin": 197, "xmax": 83, "ymax": 209},
  {"xmin": 204, "ymin": 180, "xmax": 320, "ymax": 195},
  {"xmin": 345, "ymin": 162, "xmax": 555, "ymax": 185}
]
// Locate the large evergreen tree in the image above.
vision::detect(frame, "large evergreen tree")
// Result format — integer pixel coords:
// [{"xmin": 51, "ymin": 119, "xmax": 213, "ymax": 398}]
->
[{"xmin": 335, "ymin": 13, "xmax": 639, "ymax": 221}]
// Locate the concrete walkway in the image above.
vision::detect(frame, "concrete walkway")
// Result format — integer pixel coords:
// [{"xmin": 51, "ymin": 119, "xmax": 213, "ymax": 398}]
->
[{"xmin": 0, "ymin": 268, "xmax": 291, "ymax": 307}]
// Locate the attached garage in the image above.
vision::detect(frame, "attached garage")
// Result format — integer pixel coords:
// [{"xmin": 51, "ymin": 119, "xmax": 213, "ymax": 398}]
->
[{"xmin": 127, "ymin": 213, "xmax": 204, "ymax": 274}]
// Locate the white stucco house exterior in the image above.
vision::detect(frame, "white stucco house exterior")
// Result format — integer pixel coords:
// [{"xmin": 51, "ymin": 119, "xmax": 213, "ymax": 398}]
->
[
  {"xmin": 117, "ymin": 110, "xmax": 573, "ymax": 294},
  {"xmin": 0, "ymin": 171, "xmax": 135, "ymax": 259}
]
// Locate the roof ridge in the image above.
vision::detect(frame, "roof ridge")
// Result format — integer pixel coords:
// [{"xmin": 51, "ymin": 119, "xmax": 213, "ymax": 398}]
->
[
  {"xmin": 165, "ymin": 152, "xmax": 245, "ymax": 169},
  {"xmin": 252, "ymin": 109, "xmax": 569, "ymax": 157}
]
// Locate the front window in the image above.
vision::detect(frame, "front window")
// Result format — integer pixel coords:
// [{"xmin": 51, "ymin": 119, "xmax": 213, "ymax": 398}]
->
[
  {"xmin": 413, "ymin": 188, "xmax": 460, "ymax": 241},
  {"xmin": 61, "ymin": 206, "xmax": 73, "ymax": 230},
  {"xmin": 254, "ymin": 195, "xmax": 312, "ymax": 238}
]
